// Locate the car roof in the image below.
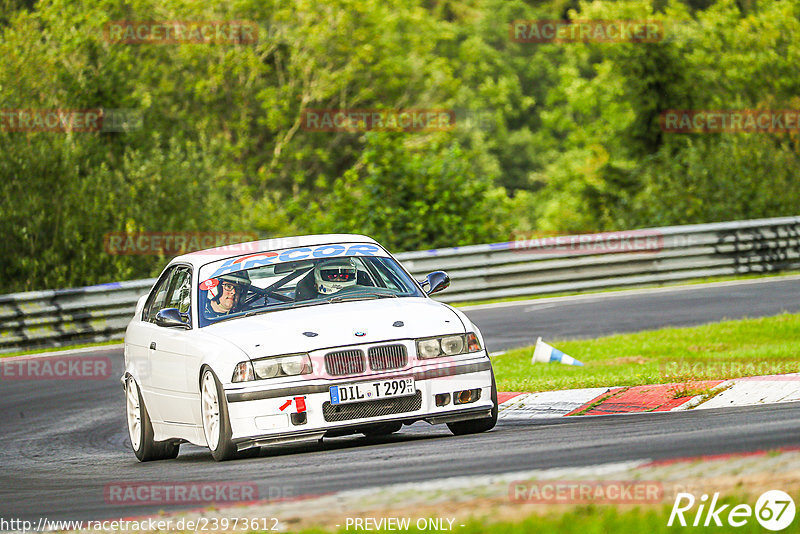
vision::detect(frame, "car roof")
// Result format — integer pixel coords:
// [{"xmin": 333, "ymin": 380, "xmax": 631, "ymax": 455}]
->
[{"xmin": 172, "ymin": 233, "xmax": 380, "ymax": 269}]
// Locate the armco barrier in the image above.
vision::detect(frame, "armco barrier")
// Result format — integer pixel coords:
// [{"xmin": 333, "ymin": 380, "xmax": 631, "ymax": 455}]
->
[
  {"xmin": 399, "ymin": 216, "xmax": 800, "ymax": 302},
  {"xmin": 0, "ymin": 280, "xmax": 156, "ymax": 353},
  {"xmin": 1, "ymin": 216, "xmax": 799, "ymax": 353}
]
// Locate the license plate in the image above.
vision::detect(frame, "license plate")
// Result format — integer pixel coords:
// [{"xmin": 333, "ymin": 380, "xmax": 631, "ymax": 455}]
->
[{"xmin": 329, "ymin": 378, "xmax": 415, "ymax": 405}]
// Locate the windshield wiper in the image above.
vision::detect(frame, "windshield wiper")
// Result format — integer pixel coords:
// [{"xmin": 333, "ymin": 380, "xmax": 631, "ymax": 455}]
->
[
  {"xmin": 240, "ymin": 300, "xmax": 330, "ymax": 318},
  {"xmin": 211, "ymin": 312, "xmax": 249, "ymax": 324},
  {"xmin": 212, "ymin": 294, "xmax": 390, "ymax": 323},
  {"xmin": 241, "ymin": 309, "xmax": 274, "ymax": 318},
  {"xmin": 288, "ymin": 300, "xmax": 332, "ymax": 309},
  {"xmin": 329, "ymin": 292, "xmax": 398, "ymax": 303}
]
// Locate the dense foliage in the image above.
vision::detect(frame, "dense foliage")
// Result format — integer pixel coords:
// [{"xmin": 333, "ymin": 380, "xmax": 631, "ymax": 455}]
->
[{"xmin": 1, "ymin": 0, "xmax": 798, "ymax": 291}]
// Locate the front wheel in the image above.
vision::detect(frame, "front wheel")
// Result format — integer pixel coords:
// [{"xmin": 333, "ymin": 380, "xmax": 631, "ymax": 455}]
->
[
  {"xmin": 125, "ymin": 376, "xmax": 179, "ymax": 461},
  {"xmin": 201, "ymin": 368, "xmax": 257, "ymax": 461},
  {"xmin": 447, "ymin": 372, "xmax": 498, "ymax": 436}
]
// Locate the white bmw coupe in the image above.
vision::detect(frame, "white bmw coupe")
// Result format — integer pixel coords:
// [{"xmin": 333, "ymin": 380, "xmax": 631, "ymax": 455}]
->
[{"xmin": 123, "ymin": 234, "xmax": 497, "ymax": 461}]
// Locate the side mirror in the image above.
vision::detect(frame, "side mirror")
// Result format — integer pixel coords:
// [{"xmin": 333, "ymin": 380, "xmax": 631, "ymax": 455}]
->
[
  {"xmin": 423, "ymin": 271, "xmax": 450, "ymax": 295},
  {"xmin": 155, "ymin": 308, "xmax": 190, "ymax": 329}
]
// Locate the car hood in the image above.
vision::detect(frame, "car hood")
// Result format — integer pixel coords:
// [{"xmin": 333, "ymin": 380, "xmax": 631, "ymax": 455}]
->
[{"xmin": 201, "ymin": 297, "xmax": 465, "ymax": 358}]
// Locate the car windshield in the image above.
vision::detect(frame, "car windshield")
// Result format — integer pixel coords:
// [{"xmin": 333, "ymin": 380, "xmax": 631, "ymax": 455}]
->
[{"xmin": 197, "ymin": 252, "xmax": 424, "ymax": 327}]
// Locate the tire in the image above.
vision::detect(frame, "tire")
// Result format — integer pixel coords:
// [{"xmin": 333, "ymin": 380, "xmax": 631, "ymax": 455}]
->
[
  {"xmin": 361, "ymin": 422, "xmax": 402, "ymax": 437},
  {"xmin": 125, "ymin": 376, "xmax": 180, "ymax": 462},
  {"xmin": 200, "ymin": 368, "xmax": 253, "ymax": 461},
  {"xmin": 447, "ymin": 371, "xmax": 498, "ymax": 436}
]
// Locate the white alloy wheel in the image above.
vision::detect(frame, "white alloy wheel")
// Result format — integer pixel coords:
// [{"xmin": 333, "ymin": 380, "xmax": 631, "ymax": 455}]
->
[
  {"xmin": 126, "ymin": 377, "xmax": 142, "ymax": 451},
  {"xmin": 200, "ymin": 368, "xmax": 254, "ymax": 461},
  {"xmin": 124, "ymin": 375, "xmax": 179, "ymax": 461},
  {"xmin": 201, "ymin": 370, "xmax": 221, "ymax": 451}
]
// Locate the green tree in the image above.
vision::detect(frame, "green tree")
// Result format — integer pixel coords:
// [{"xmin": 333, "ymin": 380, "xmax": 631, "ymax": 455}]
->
[{"xmin": 315, "ymin": 132, "xmax": 514, "ymax": 251}]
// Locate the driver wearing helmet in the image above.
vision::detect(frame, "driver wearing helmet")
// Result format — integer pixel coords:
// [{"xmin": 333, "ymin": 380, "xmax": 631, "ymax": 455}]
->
[
  {"xmin": 202, "ymin": 270, "xmax": 251, "ymax": 319},
  {"xmin": 295, "ymin": 258, "xmax": 358, "ymax": 301},
  {"xmin": 314, "ymin": 258, "xmax": 358, "ymax": 295}
]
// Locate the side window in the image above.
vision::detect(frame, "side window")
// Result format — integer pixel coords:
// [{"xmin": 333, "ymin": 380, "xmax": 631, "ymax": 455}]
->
[
  {"xmin": 142, "ymin": 268, "xmax": 174, "ymax": 323},
  {"xmin": 165, "ymin": 268, "xmax": 192, "ymax": 314}
]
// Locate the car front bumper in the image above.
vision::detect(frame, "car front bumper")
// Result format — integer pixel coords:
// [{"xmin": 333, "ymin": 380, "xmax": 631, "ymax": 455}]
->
[{"xmin": 224, "ymin": 355, "xmax": 494, "ymax": 450}]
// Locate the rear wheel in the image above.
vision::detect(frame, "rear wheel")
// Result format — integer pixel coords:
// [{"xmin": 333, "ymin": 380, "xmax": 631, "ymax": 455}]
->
[
  {"xmin": 125, "ymin": 376, "xmax": 179, "ymax": 461},
  {"xmin": 447, "ymin": 372, "xmax": 498, "ymax": 436}
]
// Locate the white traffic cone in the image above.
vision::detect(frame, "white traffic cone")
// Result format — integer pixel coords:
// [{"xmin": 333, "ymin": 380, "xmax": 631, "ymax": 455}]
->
[{"xmin": 531, "ymin": 337, "xmax": 583, "ymax": 366}]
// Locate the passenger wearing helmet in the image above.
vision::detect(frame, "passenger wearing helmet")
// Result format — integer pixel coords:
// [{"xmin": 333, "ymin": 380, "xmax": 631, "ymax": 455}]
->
[
  {"xmin": 202, "ymin": 270, "xmax": 251, "ymax": 319},
  {"xmin": 314, "ymin": 258, "xmax": 358, "ymax": 295}
]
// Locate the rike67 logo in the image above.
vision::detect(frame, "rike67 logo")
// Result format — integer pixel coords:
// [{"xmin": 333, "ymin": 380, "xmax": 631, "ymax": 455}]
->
[{"xmin": 668, "ymin": 490, "xmax": 796, "ymax": 531}]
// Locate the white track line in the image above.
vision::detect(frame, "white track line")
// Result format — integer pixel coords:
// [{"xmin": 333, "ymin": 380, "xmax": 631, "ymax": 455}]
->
[{"xmin": 2, "ymin": 344, "xmax": 124, "ymax": 361}]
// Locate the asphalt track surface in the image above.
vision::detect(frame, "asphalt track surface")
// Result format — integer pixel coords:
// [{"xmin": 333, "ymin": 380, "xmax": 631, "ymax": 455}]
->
[
  {"xmin": 467, "ymin": 277, "xmax": 800, "ymax": 352},
  {"xmin": 1, "ymin": 278, "xmax": 799, "ymax": 522}
]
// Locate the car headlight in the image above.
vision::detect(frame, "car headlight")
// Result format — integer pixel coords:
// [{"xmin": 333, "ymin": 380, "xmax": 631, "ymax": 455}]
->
[
  {"xmin": 417, "ymin": 339, "xmax": 442, "ymax": 359},
  {"xmin": 232, "ymin": 353, "xmax": 312, "ymax": 382},
  {"xmin": 441, "ymin": 335, "xmax": 465, "ymax": 355},
  {"xmin": 254, "ymin": 358, "xmax": 280, "ymax": 379},
  {"xmin": 416, "ymin": 333, "xmax": 482, "ymax": 359},
  {"xmin": 280, "ymin": 354, "xmax": 308, "ymax": 375}
]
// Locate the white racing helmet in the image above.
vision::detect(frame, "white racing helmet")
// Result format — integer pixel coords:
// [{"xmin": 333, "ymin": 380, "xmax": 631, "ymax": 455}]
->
[{"xmin": 314, "ymin": 258, "xmax": 357, "ymax": 295}]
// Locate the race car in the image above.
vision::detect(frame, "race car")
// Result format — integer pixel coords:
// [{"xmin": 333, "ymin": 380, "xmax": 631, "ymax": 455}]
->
[{"xmin": 122, "ymin": 234, "xmax": 497, "ymax": 461}]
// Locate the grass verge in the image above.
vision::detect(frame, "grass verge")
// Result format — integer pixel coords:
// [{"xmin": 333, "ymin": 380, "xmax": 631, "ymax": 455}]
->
[
  {"xmin": 282, "ymin": 495, "xmax": 791, "ymax": 534},
  {"xmin": 491, "ymin": 312, "xmax": 800, "ymax": 393}
]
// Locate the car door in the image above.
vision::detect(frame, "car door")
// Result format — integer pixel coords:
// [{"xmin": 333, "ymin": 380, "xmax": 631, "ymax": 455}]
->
[
  {"xmin": 142, "ymin": 265, "xmax": 193, "ymax": 424},
  {"xmin": 133, "ymin": 267, "xmax": 174, "ymax": 421}
]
